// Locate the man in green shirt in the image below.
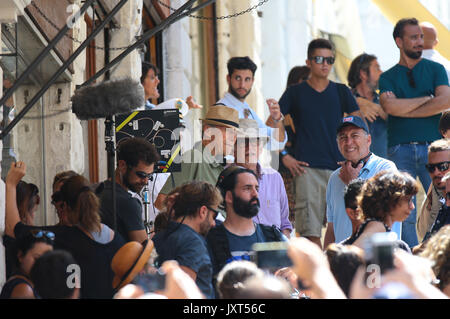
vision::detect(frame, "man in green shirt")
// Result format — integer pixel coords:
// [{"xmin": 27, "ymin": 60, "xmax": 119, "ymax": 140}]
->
[
  {"xmin": 155, "ymin": 104, "xmax": 239, "ymax": 211},
  {"xmin": 379, "ymin": 18, "xmax": 450, "ymax": 247}
]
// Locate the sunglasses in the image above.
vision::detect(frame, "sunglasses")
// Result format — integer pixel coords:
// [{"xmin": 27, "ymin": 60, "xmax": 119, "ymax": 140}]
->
[
  {"xmin": 207, "ymin": 206, "xmax": 219, "ymax": 220},
  {"xmin": 134, "ymin": 171, "xmax": 154, "ymax": 181},
  {"xmin": 407, "ymin": 69, "xmax": 416, "ymax": 88},
  {"xmin": 311, "ymin": 56, "xmax": 335, "ymax": 65},
  {"xmin": 31, "ymin": 230, "xmax": 55, "ymax": 241},
  {"xmin": 425, "ymin": 161, "xmax": 450, "ymax": 173}
]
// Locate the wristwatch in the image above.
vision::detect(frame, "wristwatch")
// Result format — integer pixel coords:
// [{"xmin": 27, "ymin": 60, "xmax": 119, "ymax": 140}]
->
[
  {"xmin": 280, "ymin": 149, "xmax": 289, "ymax": 158},
  {"xmin": 272, "ymin": 113, "xmax": 285, "ymax": 123}
]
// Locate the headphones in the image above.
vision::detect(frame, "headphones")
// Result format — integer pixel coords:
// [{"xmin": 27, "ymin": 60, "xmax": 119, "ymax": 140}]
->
[{"xmin": 351, "ymin": 152, "xmax": 372, "ymax": 168}]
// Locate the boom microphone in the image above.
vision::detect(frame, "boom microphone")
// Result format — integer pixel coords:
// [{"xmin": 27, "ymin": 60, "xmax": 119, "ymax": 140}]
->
[{"xmin": 71, "ymin": 77, "xmax": 145, "ymax": 120}]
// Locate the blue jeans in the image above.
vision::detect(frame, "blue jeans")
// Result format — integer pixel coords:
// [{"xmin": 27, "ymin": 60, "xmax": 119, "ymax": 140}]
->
[{"xmin": 388, "ymin": 143, "xmax": 431, "ymax": 247}]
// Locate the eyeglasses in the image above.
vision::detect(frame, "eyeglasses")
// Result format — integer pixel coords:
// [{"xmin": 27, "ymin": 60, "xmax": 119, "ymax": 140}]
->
[
  {"xmin": 207, "ymin": 206, "xmax": 219, "ymax": 220},
  {"xmin": 425, "ymin": 161, "xmax": 450, "ymax": 173},
  {"xmin": 407, "ymin": 69, "xmax": 416, "ymax": 88},
  {"xmin": 31, "ymin": 230, "xmax": 55, "ymax": 241},
  {"xmin": 311, "ymin": 56, "xmax": 335, "ymax": 65}
]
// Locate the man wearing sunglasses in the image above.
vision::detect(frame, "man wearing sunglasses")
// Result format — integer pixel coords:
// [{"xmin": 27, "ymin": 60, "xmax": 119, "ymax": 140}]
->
[
  {"xmin": 279, "ymin": 38, "xmax": 362, "ymax": 248},
  {"xmin": 417, "ymin": 139, "xmax": 450, "ymax": 242},
  {"xmin": 98, "ymin": 137, "xmax": 160, "ymax": 243},
  {"xmin": 422, "ymin": 171, "xmax": 450, "ymax": 243},
  {"xmin": 379, "ymin": 18, "xmax": 450, "ymax": 247}
]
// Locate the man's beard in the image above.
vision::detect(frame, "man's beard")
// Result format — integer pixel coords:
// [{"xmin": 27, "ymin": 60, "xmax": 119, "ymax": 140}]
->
[
  {"xmin": 123, "ymin": 170, "xmax": 145, "ymax": 193},
  {"xmin": 404, "ymin": 48, "xmax": 422, "ymax": 60},
  {"xmin": 199, "ymin": 219, "xmax": 213, "ymax": 236},
  {"xmin": 232, "ymin": 192, "xmax": 260, "ymax": 219},
  {"xmin": 229, "ymin": 85, "xmax": 251, "ymax": 100}
]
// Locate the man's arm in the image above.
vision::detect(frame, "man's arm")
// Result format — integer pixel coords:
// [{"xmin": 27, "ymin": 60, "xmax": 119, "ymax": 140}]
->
[
  {"xmin": 399, "ymin": 85, "xmax": 450, "ymax": 118},
  {"xmin": 356, "ymin": 97, "xmax": 388, "ymax": 121},
  {"xmin": 265, "ymin": 99, "xmax": 286, "ymax": 143},
  {"xmin": 323, "ymin": 223, "xmax": 335, "ymax": 250},
  {"xmin": 128, "ymin": 230, "xmax": 148, "ymax": 244},
  {"xmin": 380, "ymin": 91, "xmax": 433, "ymax": 116}
]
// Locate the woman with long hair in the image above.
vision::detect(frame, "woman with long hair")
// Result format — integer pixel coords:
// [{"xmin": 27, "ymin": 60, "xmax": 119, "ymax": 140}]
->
[{"xmin": 5, "ymin": 162, "xmax": 125, "ymax": 298}]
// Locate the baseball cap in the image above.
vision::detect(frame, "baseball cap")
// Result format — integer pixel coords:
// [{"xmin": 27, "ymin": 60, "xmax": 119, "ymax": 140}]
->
[{"xmin": 337, "ymin": 116, "xmax": 369, "ymax": 134}]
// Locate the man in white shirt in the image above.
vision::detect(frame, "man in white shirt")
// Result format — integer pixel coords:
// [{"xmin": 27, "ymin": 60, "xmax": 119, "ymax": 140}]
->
[
  {"xmin": 217, "ymin": 56, "xmax": 286, "ymax": 151},
  {"xmin": 420, "ymin": 22, "xmax": 450, "ymax": 84}
]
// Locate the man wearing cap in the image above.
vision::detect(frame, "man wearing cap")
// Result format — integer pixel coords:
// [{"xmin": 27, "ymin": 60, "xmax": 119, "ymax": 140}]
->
[
  {"xmin": 155, "ymin": 104, "xmax": 239, "ymax": 211},
  {"xmin": 217, "ymin": 56, "xmax": 286, "ymax": 150},
  {"xmin": 234, "ymin": 118, "xmax": 292, "ymax": 237},
  {"xmin": 324, "ymin": 116, "xmax": 398, "ymax": 248}
]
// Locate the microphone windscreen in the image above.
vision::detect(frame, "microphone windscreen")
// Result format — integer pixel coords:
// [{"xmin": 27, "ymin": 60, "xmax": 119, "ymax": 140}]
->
[{"xmin": 71, "ymin": 77, "xmax": 145, "ymax": 120}]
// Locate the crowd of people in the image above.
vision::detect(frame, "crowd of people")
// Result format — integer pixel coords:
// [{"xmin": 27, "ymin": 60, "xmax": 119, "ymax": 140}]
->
[{"xmin": 1, "ymin": 17, "xmax": 449, "ymax": 300}]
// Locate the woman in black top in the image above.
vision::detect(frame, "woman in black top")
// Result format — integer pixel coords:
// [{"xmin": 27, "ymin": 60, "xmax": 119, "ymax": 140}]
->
[
  {"xmin": 0, "ymin": 229, "xmax": 54, "ymax": 299},
  {"xmin": 5, "ymin": 162, "xmax": 125, "ymax": 299},
  {"xmin": 351, "ymin": 171, "xmax": 419, "ymax": 249}
]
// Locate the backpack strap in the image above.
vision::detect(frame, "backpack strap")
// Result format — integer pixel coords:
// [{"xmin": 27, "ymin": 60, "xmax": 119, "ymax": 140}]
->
[{"xmin": 206, "ymin": 224, "xmax": 232, "ymax": 277}]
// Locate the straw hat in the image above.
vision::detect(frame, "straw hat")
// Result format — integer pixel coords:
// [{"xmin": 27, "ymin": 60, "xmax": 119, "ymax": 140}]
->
[
  {"xmin": 201, "ymin": 104, "xmax": 240, "ymax": 130},
  {"xmin": 111, "ymin": 239, "xmax": 153, "ymax": 290},
  {"xmin": 237, "ymin": 118, "xmax": 269, "ymax": 141}
]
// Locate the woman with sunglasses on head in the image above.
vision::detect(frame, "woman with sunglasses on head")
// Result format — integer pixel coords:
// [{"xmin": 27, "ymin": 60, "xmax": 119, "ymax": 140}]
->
[
  {"xmin": 0, "ymin": 229, "xmax": 54, "ymax": 299},
  {"xmin": 351, "ymin": 170, "xmax": 419, "ymax": 250},
  {"xmin": 5, "ymin": 162, "xmax": 126, "ymax": 298}
]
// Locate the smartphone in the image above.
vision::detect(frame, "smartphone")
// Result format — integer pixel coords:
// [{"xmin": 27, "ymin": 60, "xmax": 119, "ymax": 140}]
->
[
  {"xmin": 132, "ymin": 269, "xmax": 166, "ymax": 293},
  {"xmin": 252, "ymin": 241, "xmax": 292, "ymax": 271},
  {"xmin": 364, "ymin": 232, "xmax": 397, "ymax": 274}
]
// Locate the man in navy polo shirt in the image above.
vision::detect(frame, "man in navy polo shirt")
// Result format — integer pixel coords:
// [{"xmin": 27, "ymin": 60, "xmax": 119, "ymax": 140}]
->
[
  {"xmin": 379, "ymin": 18, "xmax": 450, "ymax": 247},
  {"xmin": 279, "ymin": 38, "xmax": 363, "ymax": 248}
]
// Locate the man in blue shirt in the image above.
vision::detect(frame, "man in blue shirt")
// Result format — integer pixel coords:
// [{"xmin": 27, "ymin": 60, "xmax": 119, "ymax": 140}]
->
[
  {"xmin": 217, "ymin": 56, "xmax": 286, "ymax": 151},
  {"xmin": 379, "ymin": 18, "xmax": 450, "ymax": 247},
  {"xmin": 324, "ymin": 116, "xmax": 398, "ymax": 247},
  {"xmin": 279, "ymin": 38, "xmax": 363, "ymax": 248}
]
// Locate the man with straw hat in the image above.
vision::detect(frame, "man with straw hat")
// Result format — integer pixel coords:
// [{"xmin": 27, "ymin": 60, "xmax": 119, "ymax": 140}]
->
[
  {"xmin": 155, "ymin": 104, "xmax": 239, "ymax": 212},
  {"xmin": 234, "ymin": 118, "xmax": 292, "ymax": 237}
]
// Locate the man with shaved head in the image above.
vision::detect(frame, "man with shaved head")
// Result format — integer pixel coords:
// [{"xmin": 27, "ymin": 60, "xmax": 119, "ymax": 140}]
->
[{"xmin": 420, "ymin": 21, "xmax": 450, "ymax": 83}]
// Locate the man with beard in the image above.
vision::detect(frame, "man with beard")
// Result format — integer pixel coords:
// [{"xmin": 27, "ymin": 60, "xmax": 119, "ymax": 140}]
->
[
  {"xmin": 379, "ymin": 18, "xmax": 450, "ymax": 247},
  {"xmin": 417, "ymin": 139, "xmax": 450, "ymax": 242},
  {"xmin": 234, "ymin": 118, "xmax": 292, "ymax": 237},
  {"xmin": 98, "ymin": 137, "xmax": 159, "ymax": 243},
  {"xmin": 206, "ymin": 166, "xmax": 287, "ymax": 283},
  {"xmin": 153, "ymin": 181, "xmax": 222, "ymax": 299},
  {"xmin": 347, "ymin": 53, "xmax": 387, "ymax": 158},
  {"xmin": 217, "ymin": 56, "xmax": 286, "ymax": 150}
]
